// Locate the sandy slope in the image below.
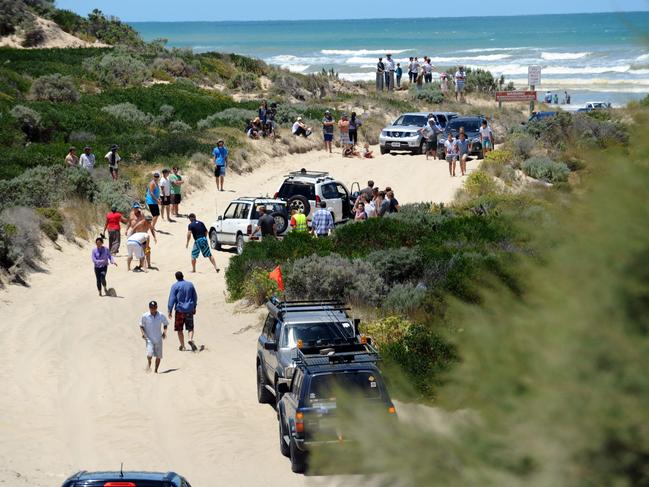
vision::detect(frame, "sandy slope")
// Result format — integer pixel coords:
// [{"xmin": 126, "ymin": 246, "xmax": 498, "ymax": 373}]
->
[
  {"xmin": 0, "ymin": 147, "xmax": 478, "ymax": 486},
  {"xmin": 0, "ymin": 16, "xmax": 108, "ymax": 49}
]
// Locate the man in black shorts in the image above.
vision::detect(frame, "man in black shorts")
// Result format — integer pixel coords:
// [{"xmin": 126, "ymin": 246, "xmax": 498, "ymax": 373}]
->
[
  {"xmin": 254, "ymin": 206, "xmax": 277, "ymax": 238},
  {"xmin": 169, "ymin": 166, "xmax": 183, "ymax": 217},
  {"xmin": 167, "ymin": 271, "xmax": 198, "ymax": 351}
]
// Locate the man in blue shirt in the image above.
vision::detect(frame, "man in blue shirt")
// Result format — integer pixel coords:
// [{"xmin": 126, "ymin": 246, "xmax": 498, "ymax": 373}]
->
[
  {"xmin": 311, "ymin": 201, "xmax": 334, "ymax": 238},
  {"xmin": 168, "ymin": 271, "xmax": 198, "ymax": 351},
  {"xmin": 212, "ymin": 139, "xmax": 228, "ymax": 191}
]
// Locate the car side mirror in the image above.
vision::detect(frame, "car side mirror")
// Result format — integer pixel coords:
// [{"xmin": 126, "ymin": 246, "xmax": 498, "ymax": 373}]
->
[
  {"xmin": 264, "ymin": 341, "xmax": 278, "ymax": 351},
  {"xmin": 217, "ymin": 215, "xmax": 223, "ymax": 221}
]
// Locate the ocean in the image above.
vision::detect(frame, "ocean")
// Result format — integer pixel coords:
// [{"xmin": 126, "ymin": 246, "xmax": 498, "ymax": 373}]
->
[{"xmin": 131, "ymin": 12, "xmax": 649, "ymax": 106}]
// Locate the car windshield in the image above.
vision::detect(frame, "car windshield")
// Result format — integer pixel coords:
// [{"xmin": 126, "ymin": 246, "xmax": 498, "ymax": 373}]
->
[
  {"xmin": 308, "ymin": 371, "xmax": 382, "ymax": 404},
  {"xmin": 393, "ymin": 115, "xmax": 427, "ymax": 127},
  {"xmin": 448, "ymin": 119, "xmax": 481, "ymax": 133},
  {"xmin": 278, "ymin": 182, "xmax": 316, "ymax": 200},
  {"xmin": 251, "ymin": 202, "xmax": 286, "ymax": 219},
  {"xmin": 280, "ymin": 322, "xmax": 355, "ymax": 348}
]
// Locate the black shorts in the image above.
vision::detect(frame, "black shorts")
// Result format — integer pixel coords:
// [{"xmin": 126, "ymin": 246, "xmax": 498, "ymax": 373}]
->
[
  {"xmin": 214, "ymin": 166, "xmax": 222, "ymax": 177},
  {"xmin": 161, "ymin": 195, "xmax": 171, "ymax": 206},
  {"xmin": 148, "ymin": 204, "xmax": 160, "ymax": 217},
  {"xmin": 109, "ymin": 166, "xmax": 118, "ymax": 176},
  {"xmin": 171, "ymin": 194, "xmax": 182, "ymax": 205}
]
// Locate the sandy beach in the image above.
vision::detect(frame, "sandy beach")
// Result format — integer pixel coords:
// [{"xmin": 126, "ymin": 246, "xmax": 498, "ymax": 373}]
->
[{"xmin": 0, "ymin": 147, "xmax": 479, "ymax": 486}]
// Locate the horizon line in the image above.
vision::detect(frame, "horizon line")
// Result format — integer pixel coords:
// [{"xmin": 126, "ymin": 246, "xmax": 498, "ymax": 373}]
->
[{"xmin": 125, "ymin": 10, "xmax": 649, "ymax": 24}]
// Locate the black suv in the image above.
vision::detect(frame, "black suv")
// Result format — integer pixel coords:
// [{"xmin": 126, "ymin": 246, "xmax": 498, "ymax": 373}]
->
[
  {"xmin": 61, "ymin": 470, "xmax": 192, "ymax": 486},
  {"xmin": 257, "ymin": 299, "xmax": 361, "ymax": 406},
  {"xmin": 437, "ymin": 115, "xmax": 487, "ymax": 159},
  {"xmin": 276, "ymin": 342, "xmax": 396, "ymax": 473}
]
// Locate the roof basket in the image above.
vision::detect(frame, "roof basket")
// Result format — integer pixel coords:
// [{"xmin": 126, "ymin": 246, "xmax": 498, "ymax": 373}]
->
[
  {"xmin": 293, "ymin": 342, "xmax": 380, "ymax": 372},
  {"xmin": 286, "ymin": 170, "xmax": 330, "ymax": 179},
  {"xmin": 267, "ymin": 298, "xmax": 350, "ymax": 317}
]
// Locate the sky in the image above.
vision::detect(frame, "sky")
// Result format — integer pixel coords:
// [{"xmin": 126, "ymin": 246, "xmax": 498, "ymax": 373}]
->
[{"xmin": 55, "ymin": 0, "xmax": 649, "ymax": 22}]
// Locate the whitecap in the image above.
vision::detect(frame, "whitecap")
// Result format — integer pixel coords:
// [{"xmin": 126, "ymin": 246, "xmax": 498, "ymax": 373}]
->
[
  {"xmin": 635, "ymin": 53, "xmax": 649, "ymax": 61},
  {"xmin": 321, "ymin": 49, "xmax": 409, "ymax": 56},
  {"xmin": 541, "ymin": 52, "xmax": 591, "ymax": 60}
]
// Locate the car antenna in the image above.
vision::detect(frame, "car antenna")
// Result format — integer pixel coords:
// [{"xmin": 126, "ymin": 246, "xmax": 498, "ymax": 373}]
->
[{"xmin": 120, "ymin": 462, "xmax": 124, "ymax": 478}]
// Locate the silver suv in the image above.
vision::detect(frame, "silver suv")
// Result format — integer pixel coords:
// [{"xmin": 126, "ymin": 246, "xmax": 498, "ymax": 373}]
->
[{"xmin": 379, "ymin": 111, "xmax": 457, "ymax": 155}]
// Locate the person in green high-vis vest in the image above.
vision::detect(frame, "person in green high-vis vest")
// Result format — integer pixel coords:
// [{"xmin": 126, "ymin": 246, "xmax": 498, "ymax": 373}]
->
[{"xmin": 290, "ymin": 209, "xmax": 308, "ymax": 233}]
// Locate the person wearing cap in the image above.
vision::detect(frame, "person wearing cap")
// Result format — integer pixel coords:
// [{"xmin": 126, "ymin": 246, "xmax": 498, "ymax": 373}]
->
[
  {"xmin": 159, "ymin": 169, "xmax": 173, "ymax": 223},
  {"xmin": 455, "ymin": 66, "xmax": 467, "ymax": 102},
  {"xmin": 139, "ymin": 300, "xmax": 168, "ymax": 373},
  {"xmin": 322, "ymin": 110, "xmax": 335, "ymax": 153},
  {"xmin": 169, "ymin": 167, "xmax": 184, "ymax": 218},
  {"xmin": 311, "ymin": 201, "xmax": 334, "ymax": 238},
  {"xmin": 65, "ymin": 147, "xmax": 79, "ymax": 167},
  {"xmin": 212, "ymin": 140, "xmax": 228, "ymax": 191},
  {"xmin": 105, "ymin": 144, "xmax": 121, "ymax": 180},
  {"xmin": 103, "ymin": 204, "xmax": 128, "ymax": 255},
  {"xmin": 292, "ymin": 117, "xmax": 311, "ymax": 138},
  {"xmin": 79, "ymin": 146, "xmax": 95, "ymax": 172},
  {"xmin": 419, "ymin": 116, "xmax": 442, "ymax": 160},
  {"xmin": 168, "ymin": 271, "xmax": 198, "ymax": 351},
  {"xmin": 91, "ymin": 236, "xmax": 117, "ymax": 296},
  {"xmin": 187, "ymin": 213, "xmax": 219, "ymax": 273},
  {"xmin": 126, "ymin": 202, "xmax": 145, "ymax": 237},
  {"xmin": 145, "ymin": 172, "xmax": 162, "ymax": 230}
]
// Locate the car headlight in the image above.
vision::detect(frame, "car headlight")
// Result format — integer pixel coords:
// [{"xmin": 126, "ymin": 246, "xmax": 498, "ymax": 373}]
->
[{"xmin": 381, "ymin": 130, "xmax": 388, "ymax": 136}]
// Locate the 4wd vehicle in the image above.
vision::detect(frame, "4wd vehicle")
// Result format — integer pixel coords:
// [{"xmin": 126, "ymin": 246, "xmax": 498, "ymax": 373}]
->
[
  {"xmin": 379, "ymin": 111, "xmax": 457, "ymax": 155},
  {"xmin": 209, "ymin": 197, "xmax": 289, "ymax": 255},
  {"xmin": 61, "ymin": 470, "xmax": 192, "ymax": 486},
  {"xmin": 257, "ymin": 299, "xmax": 362, "ymax": 407},
  {"xmin": 274, "ymin": 170, "xmax": 355, "ymax": 224},
  {"xmin": 276, "ymin": 343, "xmax": 396, "ymax": 473},
  {"xmin": 437, "ymin": 115, "xmax": 487, "ymax": 159},
  {"xmin": 577, "ymin": 101, "xmax": 611, "ymax": 112}
]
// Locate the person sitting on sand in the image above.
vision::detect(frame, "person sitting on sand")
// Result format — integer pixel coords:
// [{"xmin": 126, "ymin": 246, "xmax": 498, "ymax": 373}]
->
[
  {"xmin": 343, "ymin": 145, "xmax": 361, "ymax": 158},
  {"xmin": 363, "ymin": 143, "xmax": 375, "ymax": 159},
  {"xmin": 292, "ymin": 117, "xmax": 312, "ymax": 137},
  {"xmin": 246, "ymin": 119, "xmax": 260, "ymax": 139}
]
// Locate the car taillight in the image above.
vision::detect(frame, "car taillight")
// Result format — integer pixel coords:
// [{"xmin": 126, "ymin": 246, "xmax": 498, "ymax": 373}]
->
[
  {"xmin": 274, "ymin": 192, "xmax": 279, "ymax": 198},
  {"xmin": 295, "ymin": 411, "xmax": 305, "ymax": 433},
  {"xmin": 315, "ymin": 195, "xmax": 321, "ymax": 204},
  {"xmin": 388, "ymin": 405, "xmax": 397, "ymax": 415},
  {"xmin": 246, "ymin": 224, "xmax": 252, "ymax": 235},
  {"xmin": 104, "ymin": 483, "xmax": 136, "ymax": 487}
]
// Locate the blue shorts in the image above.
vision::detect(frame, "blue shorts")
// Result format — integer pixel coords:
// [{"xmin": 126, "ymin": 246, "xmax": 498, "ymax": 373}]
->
[
  {"xmin": 191, "ymin": 237, "xmax": 212, "ymax": 259},
  {"xmin": 483, "ymin": 140, "xmax": 492, "ymax": 150},
  {"xmin": 324, "ymin": 133, "xmax": 333, "ymax": 142}
]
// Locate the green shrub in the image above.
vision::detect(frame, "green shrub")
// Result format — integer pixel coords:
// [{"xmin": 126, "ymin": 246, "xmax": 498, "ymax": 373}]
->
[
  {"xmin": 152, "ymin": 56, "xmax": 196, "ymax": 78},
  {"xmin": 85, "ymin": 52, "xmax": 151, "ymax": 87},
  {"xmin": 365, "ymin": 247, "xmax": 424, "ymax": 285},
  {"xmin": 168, "ymin": 120, "xmax": 191, "ymax": 133},
  {"xmin": 197, "ymin": 108, "xmax": 257, "ymax": 130},
  {"xmin": 35, "ymin": 207, "xmax": 64, "ymax": 241},
  {"xmin": 95, "ymin": 179, "xmax": 137, "ymax": 214},
  {"xmin": 9, "ymin": 104, "xmax": 46, "ymax": 142},
  {"xmin": 410, "ymin": 83, "xmax": 444, "ymax": 103},
  {"xmin": 227, "ymin": 72, "xmax": 259, "ymax": 91},
  {"xmin": 382, "ymin": 283, "xmax": 428, "ymax": 317},
  {"xmin": 507, "ymin": 132, "xmax": 536, "ymax": 162},
  {"xmin": 0, "ymin": 206, "xmax": 44, "ymax": 279},
  {"xmin": 463, "ymin": 170, "xmax": 499, "ymax": 198},
  {"xmin": 243, "ymin": 269, "xmax": 281, "ymax": 305},
  {"xmin": 484, "ymin": 149, "xmax": 513, "ymax": 165},
  {"xmin": 482, "ymin": 150, "xmax": 517, "ymax": 181},
  {"xmin": 522, "ymin": 156, "xmax": 570, "ymax": 183},
  {"xmin": 101, "ymin": 102, "xmax": 153, "ymax": 125},
  {"xmin": 29, "ymin": 74, "xmax": 79, "ymax": 102},
  {"xmin": 285, "ymin": 253, "xmax": 385, "ymax": 305},
  {"xmin": 0, "ymin": 0, "xmax": 29, "ymax": 36},
  {"xmin": 21, "ymin": 22, "xmax": 46, "ymax": 48},
  {"xmin": 362, "ymin": 316, "xmax": 457, "ymax": 399}
]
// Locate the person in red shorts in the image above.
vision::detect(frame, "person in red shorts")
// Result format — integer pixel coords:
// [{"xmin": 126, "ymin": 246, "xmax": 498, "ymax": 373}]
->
[
  {"xmin": 103, "ymin": 205, "xmax": 128, "ymax": 255},
  {"xmin": 167, "ymin": 271, "xmax": 198, "ymax": 351}
]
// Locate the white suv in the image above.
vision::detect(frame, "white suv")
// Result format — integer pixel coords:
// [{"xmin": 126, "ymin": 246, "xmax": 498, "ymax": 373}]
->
[
  {"xmin": 274, "ymin": 170, "xmax": 355, "ymax": 224},
  {"xmin": 209, "ymin": 197, "xmax": 289, "ymax": 255}
]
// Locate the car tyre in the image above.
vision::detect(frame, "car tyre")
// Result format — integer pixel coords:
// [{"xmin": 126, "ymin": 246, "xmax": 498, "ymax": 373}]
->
[
  {"xmin": 257, "ymin": 360, "xmax": 274, "ymax": 404},
  {"xmin": 236, "ymin": 234, "xmax": 245, "ymax": 255},
  {"xmin": 413, "ymin": 141, "xmax": 424, "ymax": 155},
  {"xmin": 209, "ymin": 229, "xmax": 221, "ymax": 250},
  {"xmin": 288, "ymin": 195, "xmax": 310, "ymax": 217},
  {"xmin": 290, "ymin": 438, "xmax": 307, "ymax": 473},
  {"xmin": 272, "ymin": 212, "xmax": 289, "ymax": 234},
  {"xmin": 279, "ymin": 415, "xmax": 290, "ymax": 457},
  {"xmin": 380, "ymin": 146, "xmax": 389, "ymax": 155}
]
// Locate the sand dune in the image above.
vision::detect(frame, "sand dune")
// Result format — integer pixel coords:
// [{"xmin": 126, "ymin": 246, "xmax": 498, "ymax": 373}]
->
[
  {"xmin": 0, "ymin": 147, "xmax": 478, "ymax": 486},
  {"xmin": 0, "ymin": 16, "xmax": 108, "ymax": 49}
]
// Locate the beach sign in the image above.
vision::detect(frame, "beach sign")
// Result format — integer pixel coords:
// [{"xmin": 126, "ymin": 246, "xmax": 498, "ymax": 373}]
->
[
  {"xmin": 528, "ymin": 65, "xmax": 542, "ymax": 86},
  {"xmin": 496, "ymin": 91, "xmax": 538, "ymax": 102}
]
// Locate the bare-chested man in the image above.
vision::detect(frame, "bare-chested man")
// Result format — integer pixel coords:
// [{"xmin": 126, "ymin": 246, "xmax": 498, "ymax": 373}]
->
[{"xmin": 126, "ymin": 202, "xmax": 147, "ymax": 237}]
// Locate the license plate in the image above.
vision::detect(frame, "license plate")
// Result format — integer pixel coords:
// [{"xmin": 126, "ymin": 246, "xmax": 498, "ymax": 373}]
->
[{"xmin": 391, "ymin": 142, "xmax": 401, "ymax": 148}]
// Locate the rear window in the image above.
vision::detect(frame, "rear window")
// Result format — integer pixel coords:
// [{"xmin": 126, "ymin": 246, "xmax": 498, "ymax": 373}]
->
[
  {"xmin": 278, "ymin": 182, "xmax": 316, "ymax": 200},
  {"xmin": 72, "ymin": 482, "xmax": 173, "ymax": 487},
  {"xmin": 393, "ymin": 115, "xmax": 427, "ymax": 127},
  {"xmin": 308, "ymin": 372, "xmax": 382, "ymax": 404},
  {"xmin": 448, "ymin": 119, "xmax": 481, "ymax": 132},
  {"xmin": 251, "ymin": 202, "xmax": 286, "ymax": 219},
  {"xmin": 280, "ymin": 322, "xmax": 355, "ymax": 348}
]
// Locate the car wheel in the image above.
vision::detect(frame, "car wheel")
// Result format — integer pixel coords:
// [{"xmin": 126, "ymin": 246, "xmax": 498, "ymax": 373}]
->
[
  {"xmin": 290, "ymin": 438, "xmax": 307, "ymax": 473},
  {"xmin": 288, "ymin": 195, "xmax": 310, "ymax": 217},
  {"xmin": 279, "ymin": 415, "xmax": 290, "ymax": 457},
  {"xmin": 209, "ymin": 229, "xmax": 221, "ymax": 250},
  {"xmin": 257, "ymin": 360, "xmax": 274, "ymax": 404},
  {"xmin": 380, "ymin": 146, "xmax": 389, "ymax": 155},
  {"xmin": 236, "ymin": 234, "xmax": 245, "ymax": 255},
  {"xmin": 413, "ymin": 142, "xmax": 424, "ymax": 155},
  {"xmin": 272, "ymin": 212, "xmax": 288, "ymax": 234}
]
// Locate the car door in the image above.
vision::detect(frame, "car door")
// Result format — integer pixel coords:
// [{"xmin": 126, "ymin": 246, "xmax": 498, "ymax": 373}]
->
[
  {"xmin": 219, "ymin": 202, "xmax": 239, "ymax": 244},
  {"xmin": 320, "ymin": 182, "xmax": 342, "ymax": 223},
  {"xmin": 336, "ymin": 183, "xmax": 353, "ymax": 220},
  {"xmin": 234, "ymin": 203, "xmax": 251, "ymax": 237}
]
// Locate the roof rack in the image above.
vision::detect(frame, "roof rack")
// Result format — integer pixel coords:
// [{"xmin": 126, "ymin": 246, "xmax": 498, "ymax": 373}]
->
[
  {"xmin": 286, "ymin": 170, "xmax": 330, "ymax": 179},
  {"xmin": 293, "ymin": 342, "xmax": 380, "ymax": 372},
  {"xmin": 267, "ymin": 298, "xmax": 350, "ymax": 318}
]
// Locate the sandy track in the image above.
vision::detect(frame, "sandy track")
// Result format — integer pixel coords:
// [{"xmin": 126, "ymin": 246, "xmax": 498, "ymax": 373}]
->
[{"xmin": 0, "ymin": 148, "xmax": 478, "ymax": 486}]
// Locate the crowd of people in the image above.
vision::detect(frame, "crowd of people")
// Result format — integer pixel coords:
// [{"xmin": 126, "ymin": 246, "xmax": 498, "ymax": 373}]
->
[
  {"xmin": 544, "ymin": 90, "xmax": 571, "ymax": 105},
  {"xmin": 246, "ymin": 100, "xmax": 278, "ymax": 139}
]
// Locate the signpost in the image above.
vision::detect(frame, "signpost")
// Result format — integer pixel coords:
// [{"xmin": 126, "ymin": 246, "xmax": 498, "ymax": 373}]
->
[
  {"xmin": 496, "ymin": 91, "xmax": 538, "ymax": 102},
  {"xmin": 528, "ymin": 65, "xmax": 542, "ymax": 114}
]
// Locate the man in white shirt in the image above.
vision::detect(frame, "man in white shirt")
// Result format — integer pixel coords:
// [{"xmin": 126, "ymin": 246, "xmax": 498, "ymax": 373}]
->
[
  {"xmin": 423, "ymin": 58, "xmax": 433, "ymax": 83},
  {"xmin": 455, "ymin": 66, "xmax": 467, "ymax": 102},
  {"xmin": 444, "ymin": 133, "xmax": 459, "ymax": 177},
  {"xmin": 105, "ymin": 144, "xmax": 121, "ymax": 180},
  {"xmin": 159, "ymin": 168, "xmax": 173, "ymax": 222},
  {"xmin": 79, "ymin": 146, "xmax": 95, "ymax": 172},
  {"xmin": 139, "ymin": 300, "xmax": 168, "ymax": 373},
  {"xmin": 127, "ymin": 231, "xmax": 149, "ymax": 272},
  {"xmin": 385, "ymin": 54, "xmax": 396, "ymax": 91}
]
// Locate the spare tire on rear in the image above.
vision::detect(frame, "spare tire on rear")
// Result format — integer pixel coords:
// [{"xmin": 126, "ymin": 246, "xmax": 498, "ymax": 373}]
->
[
  {"xmin": 272, "ymin": 213, "xmax": 289, "ymax": 234},
  {"xmin": 287, "ymin": 195, "xmax": 310, "ymax": 218}
]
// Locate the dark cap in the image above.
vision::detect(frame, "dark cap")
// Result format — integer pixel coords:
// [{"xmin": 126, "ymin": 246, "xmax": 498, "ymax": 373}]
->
[
  {"xmin": 111, "ymin": 144, "xmax": 118, "ymax": 151},
  {"xmin": 149, "ymin": 300, "xmax": 158, "ymax": 308}
]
